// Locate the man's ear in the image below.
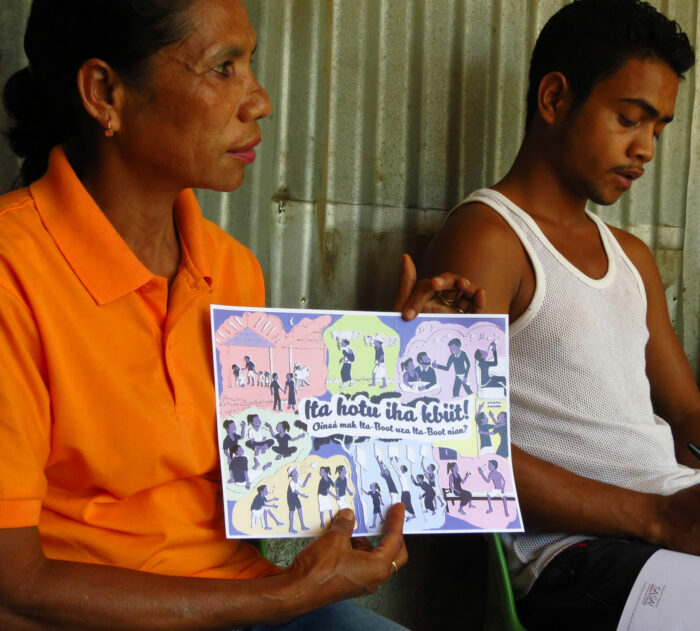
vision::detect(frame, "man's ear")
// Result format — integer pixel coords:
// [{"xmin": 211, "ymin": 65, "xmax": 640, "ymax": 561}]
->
[
  {"xmin": 76, "ymin": 58, "xmax": 125, "ymax": 134},
  {"xmin": 537, "ymin": 71, "xmax": 573, "ymax": 125}
]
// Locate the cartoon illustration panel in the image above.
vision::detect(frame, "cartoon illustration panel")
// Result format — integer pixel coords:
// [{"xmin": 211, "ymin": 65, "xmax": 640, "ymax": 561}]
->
[{"xmin": 211, "ymin": 306, "xmax": 522, "ymax": 538}]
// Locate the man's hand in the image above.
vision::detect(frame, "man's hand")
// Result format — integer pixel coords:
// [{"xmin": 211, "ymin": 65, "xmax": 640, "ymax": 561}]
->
[
  {"xmin": 285, "ymin": 504, "xmax": 407, "ymax": 608},
  {"xmin": 647, "ymin": 483, "xmax": 700, "ymax": 555},
  {"xmin": 393, "ymin": 254, "xmax": 485, "ymax": 320}
]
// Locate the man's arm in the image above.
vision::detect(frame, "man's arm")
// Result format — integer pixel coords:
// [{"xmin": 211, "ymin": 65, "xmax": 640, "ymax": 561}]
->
[
  {"xmin": 419, "ymin": 203, "xmax": 700, "ymax": 554},
  {"xmin": 0, "ymin": 506, "xmax": 407, "ymax": 630},
  {"xmin": 613, "ymin": 227, "xmax": 700, "ymax": 467}
]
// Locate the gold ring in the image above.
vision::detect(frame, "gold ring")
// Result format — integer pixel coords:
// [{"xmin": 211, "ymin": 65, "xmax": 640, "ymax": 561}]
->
[
  {"xmin": 434, "ymin": 289, "xmax": 463, "ymax": 310},
  {"xmin": 391, "ymin": 560, "xmax": 399, "ymax": 574}
]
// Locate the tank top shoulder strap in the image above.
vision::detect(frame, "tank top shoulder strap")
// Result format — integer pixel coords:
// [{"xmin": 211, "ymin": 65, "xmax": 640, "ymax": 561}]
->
[{"xmin": 452, "ymin": 189, "xmax": 547, "ymax": 333}]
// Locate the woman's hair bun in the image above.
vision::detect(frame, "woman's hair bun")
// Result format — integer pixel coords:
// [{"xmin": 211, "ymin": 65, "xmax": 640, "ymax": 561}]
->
[{"xmin": 3, "ymin": 66, "xmax": 62, "ymax": 185}]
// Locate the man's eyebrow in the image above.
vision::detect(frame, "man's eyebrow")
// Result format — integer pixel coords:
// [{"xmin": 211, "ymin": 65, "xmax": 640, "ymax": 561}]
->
[{"xmin": 619, "ymin": 98, "xmax": 674, "ymax": 123}]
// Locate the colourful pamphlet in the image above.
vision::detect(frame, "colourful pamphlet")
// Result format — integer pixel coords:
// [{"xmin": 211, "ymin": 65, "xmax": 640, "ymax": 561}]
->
[{"xmin": 211, "ymin": 306, "xmax": 522, "ymax": 537}]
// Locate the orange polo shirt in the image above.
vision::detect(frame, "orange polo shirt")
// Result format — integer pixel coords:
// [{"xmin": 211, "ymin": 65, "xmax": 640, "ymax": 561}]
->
[{"xmin": 0, "ymin": 147, "xmax": 276, "ymax": 579}]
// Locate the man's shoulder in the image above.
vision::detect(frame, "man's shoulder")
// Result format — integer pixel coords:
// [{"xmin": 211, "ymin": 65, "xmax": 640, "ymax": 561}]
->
[
  {"xmin": 444, "ymin": 196, "xmax": 523, "ymax": 247},
  {"xmin": 606, "ymin": 223, "xmax": 657, "ymax": 276},
  {"xmin": 423, "ymin": 192, "xmax": 526, "ymax": 278}
]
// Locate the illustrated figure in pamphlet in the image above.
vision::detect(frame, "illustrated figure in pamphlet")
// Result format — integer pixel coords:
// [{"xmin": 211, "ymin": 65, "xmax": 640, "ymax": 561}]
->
[
  {"xmin": 335, "ymin": 465, "xmax": 354, "ymax": 509},
  {"xmin": 489, "ymin": 410, "xmax": 510, "ymax": 458},
  {"xmin": 415, "ymin": 352, "xmax": 437, "ymax": 390},
  {"xmin": 476, "ymin": 405, "xmax": 495, "ymax": 455},
  {"xmin": 401, "ymin": 358, "xmax": 420, "ymax": 389},
  {"xmin": 413, "ymin": 473, "xmax": 437, "ymax": 514},
  {"xmin": 232, "ymin": 364, "xmax": 244, "ymax": 387},
  {"xmin": 478, "ymin": 460, "xmax": 509, "ymax": 516},
  {"xmin": 434, "ymin": 338, "xmax": 473, "ymax": 397},
  {"xmin": 317, "ymin": 466, "xmax": 337, "ymax": 528},
  {"xmin": 228, "ymin": 445, "xmax": 252, "ymax": 489},
  {"xmin": 268, "ymin": 421, "xmax": 305, "ymax": 459},
  {"xmin": 390, "ymin": 457, "xmax": 416, "ymax": 522},
  {"xmin": 363, "ymin": 483, "xmax": 385, "ymax": 529},
  {"xmin": 244, "ymin": 355, "xmax": 257, "ymax": 386},
  {"xmin": 447, "ymin": 462, "xmax": 473, "ymax": 515},
  {"xmin": 338, "ymin": 339, "xmax": 355, "ymax": 388},
  {"xmin": 475, "ymin": 342, "xmax": 507, "ymax": 390},
  {"xmin": 286, "ymin": 467, "xmax": 312, "ymax": 534},
  {"xmin": 250, "ymin": 485, "xmax": 283, "ymax": 530},
  {"xmin": 293, "ymin": 362, "xmax": 310, "ymax": 388},
  {"xmin": 222, "ymin": 419, "xmax": 244, "ymax": 457},
  {"xmin": 370, "ymin": 338, "xmax": 387, "ymax": 388},
  {"xmin": 422, "ymin": 458, "xmax": 445, "ymax": 507},
  {"xmin": 376, "ymin": 454, "xmax": 400, "ymax": 504},
  {"xmin": 270, "ymin": 373, "xmax": 283, "ymax": 411},
  {"xmin": 285, "ymin": 373, "xmax": 298, "ymax": 411},
  {"xmin": 245, "ymin": 414, "xmax": 274, "ymax": 455}
]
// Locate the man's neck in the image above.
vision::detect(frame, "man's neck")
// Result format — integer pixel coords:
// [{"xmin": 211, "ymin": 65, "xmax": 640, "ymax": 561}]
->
[
  {"xmin": 492, "ymin": 131, "xmax": 591, "ymax": 228},
  {"xmin": 491, "ymin": 131, "xmax": 611, "ymax": 281}
]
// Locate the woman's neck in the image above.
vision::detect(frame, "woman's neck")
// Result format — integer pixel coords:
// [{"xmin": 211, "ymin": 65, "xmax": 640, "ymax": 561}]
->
[{"xmin": 78, "ymin": 153, "xmax": 182, "ymax": 284}]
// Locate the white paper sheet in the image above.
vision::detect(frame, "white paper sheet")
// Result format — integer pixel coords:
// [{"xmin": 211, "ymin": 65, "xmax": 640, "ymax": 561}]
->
[{"xmin": 617, "ymin": 548, "xmax": 700, "ymax": 631}]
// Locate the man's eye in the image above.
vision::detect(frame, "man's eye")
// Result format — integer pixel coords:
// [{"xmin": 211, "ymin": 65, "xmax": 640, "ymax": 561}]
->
[{"xmin": 214, "ymin": 61, "xmax": 234, "ymax": 76}]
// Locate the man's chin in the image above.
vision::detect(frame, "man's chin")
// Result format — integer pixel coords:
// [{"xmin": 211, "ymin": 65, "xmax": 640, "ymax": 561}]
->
[{"xmin": 588, "ymin": 188, "xmax": 625, "ymax": 207}]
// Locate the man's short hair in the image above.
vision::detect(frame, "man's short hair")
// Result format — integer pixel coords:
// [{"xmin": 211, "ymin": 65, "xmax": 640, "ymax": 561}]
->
[{"xmin": 526, "ymin": 0, "xmax": 695, "ymax": 127}]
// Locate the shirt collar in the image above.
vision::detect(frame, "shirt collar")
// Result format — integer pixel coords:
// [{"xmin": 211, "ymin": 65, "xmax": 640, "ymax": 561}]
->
[{"xmin": 29, "ymin": 147, "xmax": 212, "ymax": 305}]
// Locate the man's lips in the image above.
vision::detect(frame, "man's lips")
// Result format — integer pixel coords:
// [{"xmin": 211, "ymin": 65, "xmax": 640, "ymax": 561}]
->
[{"xmin": 611, "ymin": 166, "xmax": 643, "ymax": 189}]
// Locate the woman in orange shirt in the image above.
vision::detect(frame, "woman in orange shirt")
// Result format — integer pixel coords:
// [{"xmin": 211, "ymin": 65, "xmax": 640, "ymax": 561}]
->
[{"xmin": 0, "ymin": 1, "xmax": 412, "ymax": 629}]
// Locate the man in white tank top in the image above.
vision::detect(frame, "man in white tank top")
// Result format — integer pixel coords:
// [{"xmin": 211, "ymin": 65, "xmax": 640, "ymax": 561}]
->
[{"xmin": 416, "ymin": 1, "xmax": 700, "ymax": 628}]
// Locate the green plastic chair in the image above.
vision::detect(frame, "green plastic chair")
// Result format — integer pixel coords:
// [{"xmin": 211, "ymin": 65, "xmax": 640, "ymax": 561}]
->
[
  {"xmin": 483, "ymin": 533, "xmax": 527, "ymax": 631},
  {"xmin": 251, "ymin": 538, "xmax": 268, "ymax": 558}
]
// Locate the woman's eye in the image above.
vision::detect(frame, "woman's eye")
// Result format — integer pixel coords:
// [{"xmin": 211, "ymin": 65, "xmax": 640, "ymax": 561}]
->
[
  {"xmin": 214, "ymin": 61, "xmax": 234, "ymax": 77},
  {"xmin": 618, "ymin": 114, "xmax": 637, "ymax": 127}
]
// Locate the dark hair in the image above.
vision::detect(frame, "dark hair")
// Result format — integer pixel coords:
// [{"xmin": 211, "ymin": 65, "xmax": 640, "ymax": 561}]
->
[
  {"xmin": 3, "ymin": 0, "xmax": 193, "ymax": 186},
  {"xmin": 526, "ymin": 0, "xmax": 695, "ymax": 127}
]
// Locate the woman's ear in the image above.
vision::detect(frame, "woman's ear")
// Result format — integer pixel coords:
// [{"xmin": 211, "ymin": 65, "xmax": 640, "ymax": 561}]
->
[
  {"xmin": 537, "ymin": 71, "xmax": 573, "ymax": 126},
  {"xmin": 75, "ymin": 58, "xmax": 125, "ymax": 135}
]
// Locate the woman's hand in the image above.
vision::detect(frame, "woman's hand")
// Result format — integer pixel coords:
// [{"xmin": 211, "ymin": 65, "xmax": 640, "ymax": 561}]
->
[
  {"xmin": 284, "ymin": 504, "xmax": 407, "ymax": 609},
  {"xmin": 394, "ymin": 254, "xmax": 486, "ymax": 320}
]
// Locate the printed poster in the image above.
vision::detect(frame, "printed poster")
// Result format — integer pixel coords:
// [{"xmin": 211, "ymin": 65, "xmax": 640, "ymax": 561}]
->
[{"xmin": 211, "ymin": 306, "xmax": 523, "ymax": 538}]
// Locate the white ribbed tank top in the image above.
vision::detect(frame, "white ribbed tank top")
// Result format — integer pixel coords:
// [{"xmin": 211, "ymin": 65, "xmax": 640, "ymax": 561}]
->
[{"xmin": 458, "ymin": 189, "xmax": 700, "ymax": 596}]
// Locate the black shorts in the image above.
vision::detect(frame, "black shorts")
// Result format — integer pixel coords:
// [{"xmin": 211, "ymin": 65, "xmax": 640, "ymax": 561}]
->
[{"xmin": 518, "ymin": 538, "xmax": 660, "ymax": 631}]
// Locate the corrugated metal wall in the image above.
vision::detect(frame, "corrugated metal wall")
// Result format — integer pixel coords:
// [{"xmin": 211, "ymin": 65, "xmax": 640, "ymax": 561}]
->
[{"xmin": 1, "ymin": 0, "xmax": 699, "ymax": 379}]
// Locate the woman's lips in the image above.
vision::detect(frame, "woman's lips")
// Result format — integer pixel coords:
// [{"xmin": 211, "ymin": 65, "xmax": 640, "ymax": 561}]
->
[{"xmin": 230, "ymin": 147, "xmax": 257, "ymax": 163}]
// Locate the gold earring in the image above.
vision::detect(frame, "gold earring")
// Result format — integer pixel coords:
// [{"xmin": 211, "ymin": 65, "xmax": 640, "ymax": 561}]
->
[{"xmin": 104, "ymin": 122, "xmax": 114, "ymax": 138}]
